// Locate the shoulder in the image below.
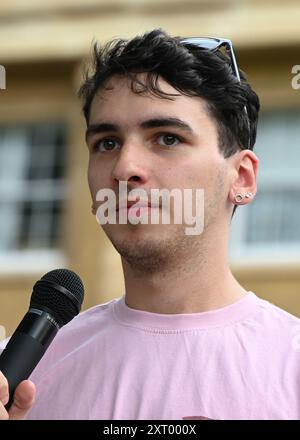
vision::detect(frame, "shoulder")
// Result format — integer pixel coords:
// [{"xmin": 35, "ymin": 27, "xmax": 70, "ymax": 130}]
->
[
  {"xmin": 63, "ymin": 296, "xmax": 119, "ymax": 332},
  {"xmin": 248, "ymin": 293, "xmax": 300, "ymax": 352},
  {"xmin": 253, "ymin": 293, "xmax": 300, "ymax": 326},
  {"xmin": 48, "ymin": 296, "xmax": 120, "ymax": 346}
]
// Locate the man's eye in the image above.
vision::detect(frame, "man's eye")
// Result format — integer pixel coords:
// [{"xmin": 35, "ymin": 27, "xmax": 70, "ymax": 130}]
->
[
  {"xmin": 157, "ymin": 134, "xmax": 181, "ymax": 147},
  {"xmin": 94, "ymin": 138, "xmax": 121, "ymax": 152}
]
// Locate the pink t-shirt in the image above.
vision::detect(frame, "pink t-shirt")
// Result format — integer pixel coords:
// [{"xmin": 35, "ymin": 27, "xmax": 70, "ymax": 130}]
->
[{"xmin": 5, "ymin": 292, "xmax": 300, "ymax": 419}]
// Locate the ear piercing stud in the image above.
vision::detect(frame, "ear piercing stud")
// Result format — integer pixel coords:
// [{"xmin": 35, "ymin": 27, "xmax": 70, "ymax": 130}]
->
[{"xmin": 234, "ymin": 192, "xmax": 253, "ymax": 203}]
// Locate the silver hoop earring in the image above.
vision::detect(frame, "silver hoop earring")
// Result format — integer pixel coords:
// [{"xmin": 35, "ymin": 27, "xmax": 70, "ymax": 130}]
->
[{"xmin": 234, "ymin": 194, "xmax": 244, "ymax": 203}]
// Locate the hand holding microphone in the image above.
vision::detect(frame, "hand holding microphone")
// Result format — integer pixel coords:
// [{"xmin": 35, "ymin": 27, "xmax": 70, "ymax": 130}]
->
[
  {"xmin": 0, "ymin": 268, "xmax": 84, "ymax": 419},
  {"xmin": 0, "ymin": 372, "xmax": 35, "ymax": 420}
]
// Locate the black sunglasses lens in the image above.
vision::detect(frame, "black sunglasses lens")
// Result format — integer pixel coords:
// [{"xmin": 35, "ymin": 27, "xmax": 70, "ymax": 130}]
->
[{"xmin": 180, "ymin": 38, "xmax": 221, "ymax": 51}]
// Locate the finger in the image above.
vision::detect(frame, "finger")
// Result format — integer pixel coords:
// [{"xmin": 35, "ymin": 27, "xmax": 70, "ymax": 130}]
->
[
  {"xmin": 0, "ymin": 401, "xmax": 9, "ymax": 420},
  {"xmin": 8, "ymin": 380, "xmax": 36, "ymax": 420},
  {"xmin": 0, "ymin": 371, "xmax": 9, "ymax": 406}
]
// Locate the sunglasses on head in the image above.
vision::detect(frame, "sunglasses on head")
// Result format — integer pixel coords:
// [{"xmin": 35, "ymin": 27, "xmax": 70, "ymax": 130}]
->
[{"xmin": 180, "ymin": 37, "xmax": 250, "ymax": 149}]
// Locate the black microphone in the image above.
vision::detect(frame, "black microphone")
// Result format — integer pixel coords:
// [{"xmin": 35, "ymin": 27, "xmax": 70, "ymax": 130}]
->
[{"xmin": 0, "ymin": 268, "xmax": 84, "ymax": 410}]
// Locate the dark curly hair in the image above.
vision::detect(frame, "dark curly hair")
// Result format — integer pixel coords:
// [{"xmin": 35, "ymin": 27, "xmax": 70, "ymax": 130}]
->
[{"xmin": 79, "ymin": 28, "xmax": 260, "ymax": 215}]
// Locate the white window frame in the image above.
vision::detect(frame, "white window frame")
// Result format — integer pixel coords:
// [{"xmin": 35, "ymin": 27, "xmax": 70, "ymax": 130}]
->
[{"xmin": 0, "ymin": 122, "xmax": 68, "ymax": 274}]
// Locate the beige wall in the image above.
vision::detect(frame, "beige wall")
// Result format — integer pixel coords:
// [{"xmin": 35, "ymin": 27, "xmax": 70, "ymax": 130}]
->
[{"xmin": 1, "ymin": 0, "xmax": 300, "ymax": 63}]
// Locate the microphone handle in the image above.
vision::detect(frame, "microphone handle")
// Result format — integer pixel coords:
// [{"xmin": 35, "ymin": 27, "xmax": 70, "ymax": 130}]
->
[{"xmin": 0, "ymin": 310, "xmax": 58, "ymax": 410}]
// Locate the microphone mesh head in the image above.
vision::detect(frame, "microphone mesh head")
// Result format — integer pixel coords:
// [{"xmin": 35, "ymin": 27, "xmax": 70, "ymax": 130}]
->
[{"xmin": 30, "ymin": 269, "xmax": 84, "ymax": 327}]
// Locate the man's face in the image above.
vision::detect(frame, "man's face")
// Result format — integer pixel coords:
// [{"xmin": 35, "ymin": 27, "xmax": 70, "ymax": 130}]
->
[{"xmin": 86, "ymin": 75, "xmax": 232, "ymax": 271}]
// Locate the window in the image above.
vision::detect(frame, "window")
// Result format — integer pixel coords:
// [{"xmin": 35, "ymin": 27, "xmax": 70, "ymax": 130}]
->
[
  {"xmin": 230, "ymin": 109, "xmax": 300, "ymax": 265},
  {"xmin": 0, "ymin": 121, "xmax": 67, "ymax": 273}
]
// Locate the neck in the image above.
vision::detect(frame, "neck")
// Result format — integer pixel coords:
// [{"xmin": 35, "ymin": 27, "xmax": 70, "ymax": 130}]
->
[{"xmin": 122, "ymin": 236, "xmax": 247, "ymax": 314}]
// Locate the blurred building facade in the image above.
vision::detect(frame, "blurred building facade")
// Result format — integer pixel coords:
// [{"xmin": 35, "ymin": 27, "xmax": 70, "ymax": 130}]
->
[{"xmin": 0, "ymin": 0, "xmax": 300, "ymax": 335}]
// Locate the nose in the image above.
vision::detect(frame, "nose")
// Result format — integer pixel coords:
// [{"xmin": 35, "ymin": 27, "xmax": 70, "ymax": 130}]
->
[{"xmin": 111, "ymin": 140, "xmax": 149, "ymax": 186}]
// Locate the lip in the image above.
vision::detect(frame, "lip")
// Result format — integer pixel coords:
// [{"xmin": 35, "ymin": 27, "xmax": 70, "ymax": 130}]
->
[
  {"xmin": 117, "ymin": 206, "xmax": 160, "ymax": 216},
  {"xmin": 116, "ymin": 201, "xmax": 159, "ymax": 211}
]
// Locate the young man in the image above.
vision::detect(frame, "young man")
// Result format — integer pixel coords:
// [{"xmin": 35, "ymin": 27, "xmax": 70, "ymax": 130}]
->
[{"xmin": 1, "ymin": 28, "xmax": 300, "ymax": 420}]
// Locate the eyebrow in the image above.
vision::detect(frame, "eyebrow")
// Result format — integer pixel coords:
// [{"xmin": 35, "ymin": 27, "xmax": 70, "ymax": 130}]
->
[{"xmin": 85, "ymin": 117, "xmax": 195, "ymax": 142}]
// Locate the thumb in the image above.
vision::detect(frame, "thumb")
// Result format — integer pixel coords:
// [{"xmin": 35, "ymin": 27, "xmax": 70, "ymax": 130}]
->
[{"xmin": 8, "ymin": 380, "xmax": 36, "ymax": 420}]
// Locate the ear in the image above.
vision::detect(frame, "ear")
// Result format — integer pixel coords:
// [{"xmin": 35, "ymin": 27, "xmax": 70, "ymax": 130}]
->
[{"xmin": 228, "ymin": 149, "xmax": 259, "ymax": 206}]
